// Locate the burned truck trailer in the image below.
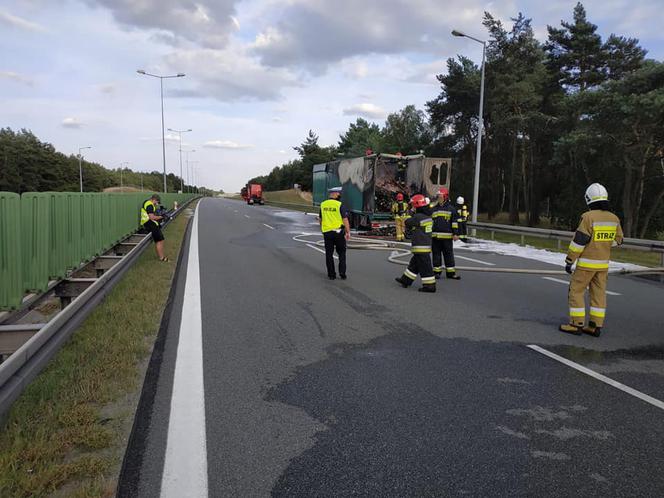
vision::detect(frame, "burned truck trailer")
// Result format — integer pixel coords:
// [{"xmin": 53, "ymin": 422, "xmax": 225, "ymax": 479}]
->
[{"xmin": 313, "ymin": 154, "xmax": 451, "ymax": 228}]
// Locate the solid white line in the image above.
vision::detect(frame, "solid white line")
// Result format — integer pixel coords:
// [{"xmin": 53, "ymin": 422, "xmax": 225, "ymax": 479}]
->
[
  {"xmin": 527, "ymin": 344, "xmax": 664, "ymax": 412},
  {"xmin": 456, "ymin": 255, "xmax": 496, "ymax": 266},
  {"xmin": 161, "ymin": 204, "xmax": 208, "ymax": 498},
  {"xmin": 306, "ymin": 243, "xmax": 338, "ymax": 260},
  {"xmin": 263, "ymin": 223, "xmax": 275, "ymax": 230},
  {"xmin": 244, "ymin": 214, "xmax": 251, "ymax": 218},
  {"xmin": 541, "ymin": 276, "xmax": 621, "ymax": 296}
]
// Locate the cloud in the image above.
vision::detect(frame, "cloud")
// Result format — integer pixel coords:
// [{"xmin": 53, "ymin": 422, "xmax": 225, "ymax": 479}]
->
[
  {"xmin": 0, "ymin": 71, "xmax": 34, "ymax": 86},
  {"xmin": 97, "ymin": 83, "xmax": 116, "ymax": 95},
  {"xmin": 203, "ymin": 140, "xmax": 254, "ymax": 149},
  {"xmin": 272, "ymin": 117, "xmax": 283, "ymax": 122},
  {"xmin": 343, "ymin": 103, "xmax": 387, "ymax": 120},
  {"xmin": 139, "ymin": 133, "xmax": 181, "ymax": 143},
  {"xmin": 250, "ymin": 0, "xmax": 499, "ymax": 71},
  {"xmin": 62, "ymin": 117, "xmax": 84, "ymax": 129},
  {"xmin": 0, "ymin": 10, "xmax": 48, "ymax": 32},
  {"xmin": 85, "ymin": 0, "xmax": 240, "ymax": 48},
  {"xmin": 163, "ymin": 45, "xmax": 300, "ymax": 101}
]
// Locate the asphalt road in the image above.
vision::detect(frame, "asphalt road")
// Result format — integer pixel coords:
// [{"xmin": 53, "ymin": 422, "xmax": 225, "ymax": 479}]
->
[{"xmin": 121, "ymin": 198, "xmax": 664, "ymax": 498}]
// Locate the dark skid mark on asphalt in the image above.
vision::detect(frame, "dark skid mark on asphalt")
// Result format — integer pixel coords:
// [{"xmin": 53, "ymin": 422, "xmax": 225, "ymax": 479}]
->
[{"xmin": 266, "ymin": 331, "xmax": 664, "ymax": 497}]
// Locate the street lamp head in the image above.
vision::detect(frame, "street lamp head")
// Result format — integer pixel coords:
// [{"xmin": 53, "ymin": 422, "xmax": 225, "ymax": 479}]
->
[
  {"xmin": 451, "ymin": 30, "xmax": 465, "ymax": 37},
  {"xmin": 137, "ymin": 69, "xmax": 146, "ymax": 74},
  {"xmin": 177, "ymin": 73, "xmax": 186, "ymax": 77},
  {"xmin": 186, "ymin": 128, "xmax": 192, "ymax": 132}
]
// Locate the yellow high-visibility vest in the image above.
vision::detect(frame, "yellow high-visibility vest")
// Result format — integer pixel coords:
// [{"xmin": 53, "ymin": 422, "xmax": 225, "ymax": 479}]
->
[
  {"xmin": 141, "ymin": 199, "xmax": 155, "ymax": 225},
  {"xmin": 320, "ymin": 199, "xmax": 343, "ymax": 233}
]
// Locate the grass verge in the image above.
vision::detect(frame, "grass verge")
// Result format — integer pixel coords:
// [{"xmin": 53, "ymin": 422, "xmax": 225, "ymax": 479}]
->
[
  {"xmin": 0, "ymin": 202, "xmax": 196, "ymax": 498},
  {"xmin": 474, "ymin": 229, "xmax": 661, "ymax": 267}
]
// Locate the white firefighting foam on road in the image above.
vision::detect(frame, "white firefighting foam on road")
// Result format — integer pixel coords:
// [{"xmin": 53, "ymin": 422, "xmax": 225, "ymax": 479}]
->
[{"xmin": 456, "ymin": 239, "xmax": 646, "ymax": 271}]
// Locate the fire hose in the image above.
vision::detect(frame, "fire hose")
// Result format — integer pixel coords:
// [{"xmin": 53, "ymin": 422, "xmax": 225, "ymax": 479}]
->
[{"xmin": 291, "ymin": 233, "xmax": 664, "ymax": 276}]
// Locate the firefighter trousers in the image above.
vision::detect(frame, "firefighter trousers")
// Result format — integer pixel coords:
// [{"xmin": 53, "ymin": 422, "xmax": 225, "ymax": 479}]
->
[
  {"xmin": 458, "ymin": 222, "xmax": 468, "ymax": 242},
  {"xmin": 568, "ymin": 269, "xmax": 608, "ymax": 327},
  {"xmin": 395, "ymin": 217, "xmax": 406, "ymax": 241},
  {"xmin": 402, "ymin": 253, "xmax": 436, "ymax": 285},
  {"xmin": 323, "ymin": 230, "xmax": 347, "ymax": 278},
  {"xmin": 432, "ymin": 238, "xmax": 456, "ymax": 276}
]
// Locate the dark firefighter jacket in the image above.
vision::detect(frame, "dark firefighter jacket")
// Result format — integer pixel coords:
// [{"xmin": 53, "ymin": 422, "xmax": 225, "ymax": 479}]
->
[{"xmin": 405, "ymin": 212, "xmax": 433, "ymax": 253}]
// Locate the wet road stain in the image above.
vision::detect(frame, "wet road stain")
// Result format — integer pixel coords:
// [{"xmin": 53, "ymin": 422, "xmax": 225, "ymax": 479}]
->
[{"xmin": 267, "ymin": 332, "xmax": 664, "ymax": 497}]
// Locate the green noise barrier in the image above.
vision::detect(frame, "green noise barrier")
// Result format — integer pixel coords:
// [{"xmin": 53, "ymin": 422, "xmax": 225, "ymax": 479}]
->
[{"xmin": 0, "ymin": 192, "xmax": 197, "ymax": 310}]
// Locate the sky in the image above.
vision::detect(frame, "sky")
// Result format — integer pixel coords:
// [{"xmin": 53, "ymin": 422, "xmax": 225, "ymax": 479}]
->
[{"xmin": 1, "ymin": 0, "xmax": 663, "ymax": 193}]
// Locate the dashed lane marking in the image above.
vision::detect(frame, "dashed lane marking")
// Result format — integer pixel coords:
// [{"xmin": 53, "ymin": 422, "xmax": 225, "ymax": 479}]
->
[
  {"xmin": 306, "ymin": 243, "xmax": 338, "ymax": 260},
  {"xmin": 244, "ymin": 214, "xmax": 251, "ymax": 218},
  {"xmin": 541, "ymin": 276, "xmax": 621, "ymax": 296},
  {"xmin": 528, "ymin": 345, "xmax": 664, "ymax": 412},
  {"xmin": 455, "ymin": 255, "xmax": 496, "ymax": 266},
  {"xmin": 263, "ymin": 223, "xmax": 275, "ymax": 230},
  {"xmin": 161, "ymin": 204, "xmax": 208, "ymax": 498}
]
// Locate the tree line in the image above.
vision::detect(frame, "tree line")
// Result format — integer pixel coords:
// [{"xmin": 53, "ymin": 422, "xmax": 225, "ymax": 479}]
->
[
  {"xmin": 0, "ymin": 128, "xmax": 203, "ymax": 195},
  {"xmin": 250, "ymin": 3, "xmax": 663, "ymax": 238}
]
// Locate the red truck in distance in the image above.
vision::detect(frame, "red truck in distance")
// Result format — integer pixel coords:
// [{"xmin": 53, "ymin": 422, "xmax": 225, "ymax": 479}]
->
[{"xmin": 241, "ymin": 183, "xmax": 264, "ymax": 205}]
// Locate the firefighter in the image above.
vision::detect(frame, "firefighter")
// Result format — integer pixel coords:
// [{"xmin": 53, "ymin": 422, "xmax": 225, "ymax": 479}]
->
[
  {"xmin": 559, "ymin": 183, "xmax": 624, "ymax": 337},
  {"xmin": 456, "ymin": 196, "xmax": 470, "ymax": 243},
  {"xmin": 395, "ymin": 194, "xmax": 436, "ymax": 292},
  {"xmin": 319, "ymin": 187, "xmax": 351, "ymax": 280},
  {"xmin": 396, "ymin": 152, "xmax": 408, "ymax": 184},
  {"xmin": 429, "ymin": 187, "xmax": 461, "ymax": 280},
  {"xmin": 391, "ymin": 193, "xmax": 410, "ymax": 242}
]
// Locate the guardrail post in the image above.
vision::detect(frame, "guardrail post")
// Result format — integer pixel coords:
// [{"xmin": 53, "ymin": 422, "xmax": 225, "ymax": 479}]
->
[
  {"xmin": 490, "ymin": 230, "xmax": 494, "ymax": 240},
  {"xmin": 520, "ymin": 234, "xmax": 525, "ymax": 245},
  {"xmin": 557, "ymin": 239, "xmax": 561, "ymax": 251}
]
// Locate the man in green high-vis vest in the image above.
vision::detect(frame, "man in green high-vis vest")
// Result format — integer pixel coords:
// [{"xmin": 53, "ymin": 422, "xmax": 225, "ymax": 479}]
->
[{"xmin": 319, "ymin": 187, "xmax": 351, "ymax": 280}]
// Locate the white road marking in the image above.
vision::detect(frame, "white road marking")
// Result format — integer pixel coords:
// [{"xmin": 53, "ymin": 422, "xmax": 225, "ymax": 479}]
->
[
  {"xmin": 527, "ymin": 345, "xmax": 664, "ymax": 412},
  {"xmin": 456, "ymin": 255, "xmax": 496, "ymax": 266},
  {"xmin": 244, "ymin": 214, "xmax": 251, "ymax": 218},
  {"xmin": 263, "ymin": 223, "xmax": 275, "ymax": 230},
  {"xmin": 306, "ymin": 243, "xmax": 338, "ymax": 260},
  {"xmin": 541, "ymin": 276, "xmax": 621, "ymax": 296},
  {"xmin": 161, "ymin": 204, "xmax": 208, "ymax": 498}
]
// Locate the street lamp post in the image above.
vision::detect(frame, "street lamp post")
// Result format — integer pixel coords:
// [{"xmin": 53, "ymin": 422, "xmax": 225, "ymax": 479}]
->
[
  {"xmin": 168, "ymin": 128, "xmax": 192, "ymax": 193},
  {"xmin": 452, "ymin": 29, "xmax": 486, "ymax": 225},
  {"xmin": 78, "ymin": 146, "xmax": 92, "ymax": 192},
  {"xmin": 136, "ymin": 70, "xmax": 186, "ymax": 193},
  {"xmin": 185, "ymin": 149, "xmax": 196, "ymax": 192},
  {"xmin": 120, "ymin": 161, "xmax": 129, "ymax": 191},
  {"xmin": 190, "ymin": 161, "xmax": 199, "ymax": 193}
]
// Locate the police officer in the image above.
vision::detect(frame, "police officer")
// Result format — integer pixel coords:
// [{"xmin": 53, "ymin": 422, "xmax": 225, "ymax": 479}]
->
[
  {"xmin": 456, "ymin": 196, "xmax": 470, "ymax": 243},
  {"xmin": 395, "ymin": 194, "xmax": 436, "ymax": 293},
  {"xmin": 391, "ymin": 193, "xmax": 409, "ymax": 242},
  {"xmin": 319, "ymin": 187, "xmax": 351, "ymax": 280},
  {"xmin": 429, "ymin": 187, "xmax": 460, "ymax": 280},
  {"xmin": 141, "ymin": 194, "xmax": 168, "ymax": 262},
  {"xmin": 560, "ymin": 183, "xmax": 624, "ymax": 337}
]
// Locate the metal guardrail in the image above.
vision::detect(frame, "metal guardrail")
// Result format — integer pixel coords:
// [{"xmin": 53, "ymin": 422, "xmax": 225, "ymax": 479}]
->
[
  {"xmin": 468, "ymin": 221, "xmax": 664, "ymax": 265},
  {"xmin": 0, "ymin": 198, "xmax": 199, "ymax": 418}
]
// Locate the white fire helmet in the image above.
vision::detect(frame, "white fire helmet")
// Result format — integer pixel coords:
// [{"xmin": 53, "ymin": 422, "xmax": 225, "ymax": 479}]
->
[
  {"xmin": 584, "ymin": 183, "xmax": 609, "ymax": 205},
  {"xmin": 456, "ymin": 196, "xmax": 465, "ymax": 205}
]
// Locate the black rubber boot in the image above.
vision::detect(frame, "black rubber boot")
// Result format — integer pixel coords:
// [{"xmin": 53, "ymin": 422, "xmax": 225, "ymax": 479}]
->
[
  {"xmin": 446, "ymin": 273, "xmax": 461, "ymax": 280},
  {"xmin": 434, "ymin": 273, "xmax": 441, "ymax": 280},
  {"xmin": 418, "ymin": 284, "xmax": 436, "ymax": 293},
  {"xmin": 559, "ymin": 323, "xmax": 582, "ymax": 336},
  {"xmin": 582, "ymin": 322, "xmax": 602, "ymax": 337},
  {"xmin": 395, "ymin": 276, "xmax": 411, "ymax": 288}
]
